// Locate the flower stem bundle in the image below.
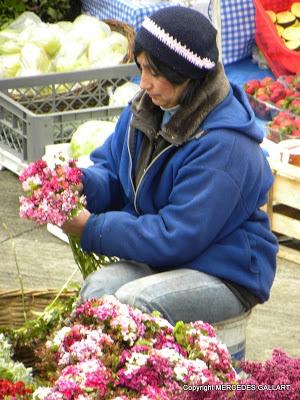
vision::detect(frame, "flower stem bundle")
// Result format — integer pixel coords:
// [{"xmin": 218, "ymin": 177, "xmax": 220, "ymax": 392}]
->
[{"xmin": 19, "ymin": 154, "xmax": 115, "ymax": 278}]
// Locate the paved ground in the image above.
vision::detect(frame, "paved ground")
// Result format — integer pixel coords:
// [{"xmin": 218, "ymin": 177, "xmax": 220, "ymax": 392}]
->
[{"xmin": 0, "ymin": 168, "xmax": 299, "ymax": 362}]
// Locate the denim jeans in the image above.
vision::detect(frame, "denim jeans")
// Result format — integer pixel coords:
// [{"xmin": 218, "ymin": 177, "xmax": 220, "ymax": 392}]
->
[{"xmin": 80, "ymin": 260, "xmax": 247, "ymax": 325}]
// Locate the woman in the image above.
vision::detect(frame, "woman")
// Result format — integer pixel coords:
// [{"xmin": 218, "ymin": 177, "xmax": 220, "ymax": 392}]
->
[{"xmin": 62, "ymin": 6, "xmax": 278, "ymax": 325}]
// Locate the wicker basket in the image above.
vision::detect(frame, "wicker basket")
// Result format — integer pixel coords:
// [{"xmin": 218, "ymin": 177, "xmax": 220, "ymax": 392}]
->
[
  {"xmin": 0, "ymin": 288, "xmax": 78, "ymax": 329},
  {"xmin": 0, "ymin": 288, "xmax": 78, "ymax": 369},
  {"xmin": 104, "ymin": 19, "xmax": 135, "ymax": 64}
]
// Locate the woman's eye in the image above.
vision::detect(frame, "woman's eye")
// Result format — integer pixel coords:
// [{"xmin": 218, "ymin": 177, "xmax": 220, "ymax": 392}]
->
[{"xmin": 150, "ymin": 69, "xmax": 159, "ymax": 77}]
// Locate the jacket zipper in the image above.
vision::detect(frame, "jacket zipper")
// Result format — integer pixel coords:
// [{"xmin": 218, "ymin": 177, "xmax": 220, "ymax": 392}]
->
[{"xmin": 127, "ymin": 127, "xmax": 174, "ymax": 214}]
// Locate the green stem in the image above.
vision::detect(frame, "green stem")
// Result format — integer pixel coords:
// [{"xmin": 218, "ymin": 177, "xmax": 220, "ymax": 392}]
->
[
  {"xmin": 2, "ymin": 222, "xmax": 27, "ymax": 322},
  {"xmin": 38, "ymin": 266, "xmax": 78, "ymax": 320}
]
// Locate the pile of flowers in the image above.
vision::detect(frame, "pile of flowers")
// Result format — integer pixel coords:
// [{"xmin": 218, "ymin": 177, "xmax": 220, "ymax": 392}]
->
[
  {"xmin": 0, "ymin": 333, "xmax": 33, "ymax": 399},
  {"xmin": 19, "ymin": 155, "xmax": 117, "ymax": 278},
  {"xmin": 33, "ymin": 295, "xmax": 237, "ymax": 399},
  {"xmin": 235, "ymin": 349, "xmax": 300, "ymax": 399},
  {"xmin": 2, "ymin": 297, "xmax": 300, "ymax": 399}
]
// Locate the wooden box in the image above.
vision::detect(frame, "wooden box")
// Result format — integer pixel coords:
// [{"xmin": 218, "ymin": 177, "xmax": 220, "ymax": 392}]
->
[{"xmin": 266, "ymin": 159, "xmax": 300, "ymax": 262}]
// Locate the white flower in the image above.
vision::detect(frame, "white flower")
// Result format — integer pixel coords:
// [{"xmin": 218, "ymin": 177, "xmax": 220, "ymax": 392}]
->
[
  {"xmin": 32, "ymin": 387, "xmax": 52, "ymax": 399},
  {"xmin": 52, "ymin": 326, "xmax": 71, "ymax": 346}
]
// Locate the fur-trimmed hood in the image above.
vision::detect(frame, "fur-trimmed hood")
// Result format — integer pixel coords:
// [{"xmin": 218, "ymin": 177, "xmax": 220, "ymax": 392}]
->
[{"xmin": 130, "ymin": 63, "xmax": 230, "ymax": 145}]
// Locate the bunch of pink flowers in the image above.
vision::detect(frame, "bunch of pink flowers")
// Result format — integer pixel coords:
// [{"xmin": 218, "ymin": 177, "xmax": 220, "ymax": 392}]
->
[
  {"xmin": 33, "ymin": 295, "xmax": 237, "ymax": 400},
  {"xmin": 19, "ymin": 155, "xmax": 117, "ymax": 278},
  {"xmin": 19, "ymin": 156, "xmax": 85, "ymax": 227}
]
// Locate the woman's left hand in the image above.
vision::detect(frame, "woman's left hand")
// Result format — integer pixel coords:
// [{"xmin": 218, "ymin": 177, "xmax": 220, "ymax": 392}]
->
[{"xmin": 62, "ymin": 208, "xmax": 91, "ymax": 237}]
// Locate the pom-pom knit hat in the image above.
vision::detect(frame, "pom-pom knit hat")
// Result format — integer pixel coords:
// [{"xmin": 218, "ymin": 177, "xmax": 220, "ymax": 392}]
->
[{"xmin": 135, "ymin": 6, "xmax": 219, "ymax": 80}]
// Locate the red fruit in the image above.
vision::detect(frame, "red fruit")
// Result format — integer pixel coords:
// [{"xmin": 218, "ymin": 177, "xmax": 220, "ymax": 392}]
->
[
  {"xmin": 270, "ymin": 88, "xmax": 287, "ymax": 103},
  {"xmin": 285, "ymin": 88, "xmax": 295, "ymax": 96},
  {"xmin": 269, "ymin": 122, "xmax": 281, "ymax": 130},
  {"xmin": 292, "ymin": 99, "xmax": 300, "ymax": 106},
  {"xmin": 294, "ymin": 117, "xmax": 300, "ymax": 128},
  {"xmin": 268, "ymin": 81, "xmax": 285, "ymax": 92},
  {"xmin": 292, "ymin": 76, "xmax": 300, "ymax": 90},
  {"xmin": 275, "ymin": 99, "xmax": 288, "ymax": 108},
  {"xmin": 292, "ymin": 130, "xmax": 300, "ymax": 137},
  {"xmin": 289, "ymin": 91, "xmax": 300, "ymax": 98},
  {"xmin": 260, "ymin": 76, "xmax": 274, "ymax": 87},
  {"xmin": 283, "ymin": 75, "xmax": 294, "ymax": 84},
  {"xmin": 256, "ymin": 93, "xmax": 270, "ymax": 102},
  {"xmin": 244, "ymin": 79, "xmax": 260, "ymax": 95}
]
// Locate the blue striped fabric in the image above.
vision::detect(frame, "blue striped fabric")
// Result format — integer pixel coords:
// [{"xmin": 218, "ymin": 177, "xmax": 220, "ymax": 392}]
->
[
  {"xmin": 81, "ymin": 0, "xmax": 256, "ymax": 65},
  {"xmin": 218, "ymin": 0, "xmax": 256, "ymax": 65},
  {"xmin": 82, "ymin": 0, "xmax": 173, "ymax": 31}
]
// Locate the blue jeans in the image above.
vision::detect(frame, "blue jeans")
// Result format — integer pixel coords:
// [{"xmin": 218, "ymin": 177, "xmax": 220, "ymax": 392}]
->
[{"xmin": 80, "ymin": 260, "xmax": 247, "ymax": 325}]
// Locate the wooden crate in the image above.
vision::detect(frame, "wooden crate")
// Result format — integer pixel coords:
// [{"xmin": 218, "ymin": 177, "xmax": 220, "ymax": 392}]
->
[{"xmin": 266, "ymin": 159, "xmax": 300, "ymax": 262}]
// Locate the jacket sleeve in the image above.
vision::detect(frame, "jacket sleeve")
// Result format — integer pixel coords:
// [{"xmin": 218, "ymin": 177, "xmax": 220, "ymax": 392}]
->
[{"xmin": 81, "ymin": 108, "xmax": 131, "ymax": 214}]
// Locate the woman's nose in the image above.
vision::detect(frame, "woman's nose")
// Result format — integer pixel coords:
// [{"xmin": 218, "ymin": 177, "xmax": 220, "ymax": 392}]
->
[{"xmin": 139, "ymin": 70, "xmax": 151, "ymax": 90}]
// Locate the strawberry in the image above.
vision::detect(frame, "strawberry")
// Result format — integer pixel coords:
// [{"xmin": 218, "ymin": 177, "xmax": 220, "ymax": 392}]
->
[
  {"xmin": 292, "ymin": 129, "xmax": 300, "ymax": 137},
  {"xmin": 270, "ymin": 88, "xmax": 287, "ymax": 103},
  {"xmin": 289, "ymin": 99, "xmax": 300, "ymax": 115},
  {"xmin": 244, "ymin": 79, "xmax": 260, "ymax": 95},
  {"xmin": 256, "ymin": 93, "xmax": 270, "ymax": 102},
  {"xmin": 260, "ymin": 76, "xmax": 274, "ymax": 87},
  {"xmin": 292, "ymin": 76, "xmax": 300, "ymax": 90},
  {"xmin": 283, "ymin": 75, "xmax": 294, "ymax": 85}
]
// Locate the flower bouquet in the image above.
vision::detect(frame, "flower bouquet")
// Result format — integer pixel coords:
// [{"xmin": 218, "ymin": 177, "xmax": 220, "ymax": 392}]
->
[
  {"xmin": 33, "ymin": 295, "xmax": 237, "ymax": 400},
  {"xmin": 19, "ymin": 155, "xmax": 117, "ymax": 279}
]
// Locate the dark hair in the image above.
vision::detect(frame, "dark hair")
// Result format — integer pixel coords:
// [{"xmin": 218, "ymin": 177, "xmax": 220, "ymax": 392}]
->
[{"xmin": 134, "ymin": 41, "xmax": 208, "ymax": 106}]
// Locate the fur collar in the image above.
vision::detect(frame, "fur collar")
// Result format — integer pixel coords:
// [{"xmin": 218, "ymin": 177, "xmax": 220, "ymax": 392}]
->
[{"xmin": 131, "ymin": 63, "xmax": 230, "ymax": 145}]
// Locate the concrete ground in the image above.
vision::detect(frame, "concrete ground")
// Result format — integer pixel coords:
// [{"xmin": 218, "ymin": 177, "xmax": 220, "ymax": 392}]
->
[{"xmin": 0, "ymin": 168, "xmax": 299, "ymax": 362}]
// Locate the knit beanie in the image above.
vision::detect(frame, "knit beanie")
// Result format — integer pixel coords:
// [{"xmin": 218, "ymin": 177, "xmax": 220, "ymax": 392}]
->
[{"xmin": 135, "ymin": 6, "xmax": 219, "ymax": 80}]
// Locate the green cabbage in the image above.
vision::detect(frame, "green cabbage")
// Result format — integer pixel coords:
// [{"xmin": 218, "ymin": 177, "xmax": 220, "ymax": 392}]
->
[
  {"xmin": 53, "ymin": 38, "xmax": 88, "ymax": 72},
  {"xmin": 108, "ymin": 81, "xmax": 140, "ymax": 107},
  {"xmin": 0, "ymin": 11, "xmax": 128, "ymax": 77},
  {"xmin": 7, "ymin": 11, "xmax": 42, "ymax": 32},
  {"xmin": 56, "ymin": 21, "xmax": 73, "ymax": 32},
  {"xmin": 18, "ymin": 43, "xmax": 52, "ymax": 76},
  {"xmin": 88, "ymin": 31, "xmax": 128, "ymax": 67},
  {"xmin": 0, "ymin": 54, "xmax": 20, "ymax": 77},
  {"xmin": 70, "ymin": 120, "xmax": 116, "ymax": 158},
  {"xmin": 71, "ymin": 15, "xmax": 111, "ymax": 44},
  {"xmin": 29, "ymin": 24, "xmax": 62, "ymax": 57}
]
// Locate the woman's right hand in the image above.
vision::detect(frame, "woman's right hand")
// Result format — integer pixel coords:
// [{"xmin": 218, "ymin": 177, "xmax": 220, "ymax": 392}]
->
[{"xmin": 74, "ymin": 182, "xmax": 84, "ymax": 196}]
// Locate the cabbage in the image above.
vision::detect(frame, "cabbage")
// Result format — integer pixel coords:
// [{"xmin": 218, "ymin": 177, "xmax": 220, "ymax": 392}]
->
[
  {"xmin": 53, "ymin": 39, "xmax": 88, "ymax": 72},
  {"xmin": 0, "ymin": 39, "xmax": 22, "ymax": 55},
  {"xmin": 0, "ymin": 54, "xmax": 20, "ymax": 77},
  {"xmin": 108, "ymin": 81, "xmax": 140, "ymax": 107},
  {"xmin": 70, "ymin": 120, "xmax": 116, "ymax": 158},
  {"xmin": 0, "ymin": 29, "xmax": 22, "ymax": 55},
  {"xmin": 7, "ymin": 11, "xmax": 42, "ymax": 32},
  {"xmin": 18, "ymin": 43, "xmax": 52, "ymax": 76},
  {"xmin": 88, "ymin": 31, "xmax": 128, "ymax": 67},
  {"xmin": 71, "ymin": 15, "xmax": 111, "ymax": 45},
  {"xmin": 56, "ymin": 21, "xmax": 73, "ymax": 32},
  {"xmin": 29, "ymin": 24, "xmax": 62, "ymax": 57}
]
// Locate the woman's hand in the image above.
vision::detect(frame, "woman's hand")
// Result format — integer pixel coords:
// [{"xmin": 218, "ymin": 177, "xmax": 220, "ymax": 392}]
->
[
  {"xmin": 73, "ymin": 182, "xmax": 84, "ymax": 196},
  {"xmin": 62, "ymin": 208, "xmax": 91, "ymax": 237}
]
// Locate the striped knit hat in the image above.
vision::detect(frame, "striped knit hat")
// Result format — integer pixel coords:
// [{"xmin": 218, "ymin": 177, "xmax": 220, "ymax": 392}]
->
[{"xmin": 135, "ymin": 6, "xmax": 219, "ymax": 80}]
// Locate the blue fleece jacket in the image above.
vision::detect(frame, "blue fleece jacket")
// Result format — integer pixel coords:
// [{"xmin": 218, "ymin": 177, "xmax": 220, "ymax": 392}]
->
[{"xmin": 81, "ymin": 84, "xmax": 278, "ymax": 303}]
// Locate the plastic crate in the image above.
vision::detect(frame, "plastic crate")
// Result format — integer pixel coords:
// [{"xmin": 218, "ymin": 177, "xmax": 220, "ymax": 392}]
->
[
  {"xmin": 246, "ymin": 93, "xmax": 281, "ymax": 120},
  {"xmin": 0, "ymin": 64, "xmax": 139, "ymax": 174},
  {"xmin": 254, "ymin": 0, "xmax": 300, "ymax": 77}
]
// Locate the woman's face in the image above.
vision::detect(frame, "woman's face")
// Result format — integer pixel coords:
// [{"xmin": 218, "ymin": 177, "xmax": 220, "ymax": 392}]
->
[{"xmin": 137, "ymin": 52, "xmax": 189, "ymax": 109}]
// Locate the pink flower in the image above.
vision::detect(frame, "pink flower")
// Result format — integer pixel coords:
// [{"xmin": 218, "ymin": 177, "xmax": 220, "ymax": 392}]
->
[{"xmin": 19, "ymin": 155, "xmax": 85, "ymax": 227}]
